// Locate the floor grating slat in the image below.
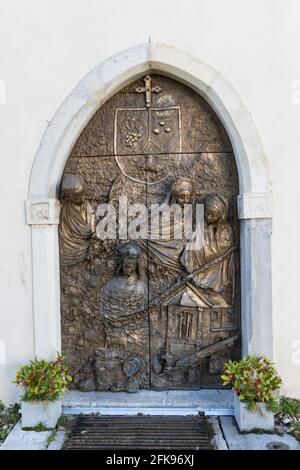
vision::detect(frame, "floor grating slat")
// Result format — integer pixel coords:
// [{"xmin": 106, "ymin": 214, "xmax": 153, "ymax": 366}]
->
[{"xmin": 63, "ymin": 414, "xmax": 211, "ymax": 450}]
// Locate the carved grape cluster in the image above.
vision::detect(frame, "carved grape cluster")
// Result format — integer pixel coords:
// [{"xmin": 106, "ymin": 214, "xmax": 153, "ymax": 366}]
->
[{"xmin": 125, "ymin": 132, "xmax": 141, "ymax": 147}]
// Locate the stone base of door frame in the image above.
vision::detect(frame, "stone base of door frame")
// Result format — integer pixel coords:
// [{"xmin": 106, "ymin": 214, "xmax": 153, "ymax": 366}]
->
[{"xmin": 63, "ymin": 389, "xmax": 234, "ymax": 416}]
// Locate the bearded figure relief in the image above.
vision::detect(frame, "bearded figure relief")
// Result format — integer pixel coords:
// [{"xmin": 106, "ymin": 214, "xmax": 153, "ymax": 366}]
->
[{"xmin": 95, "ymin": 242, "xmax": 148, "ymax": 392}]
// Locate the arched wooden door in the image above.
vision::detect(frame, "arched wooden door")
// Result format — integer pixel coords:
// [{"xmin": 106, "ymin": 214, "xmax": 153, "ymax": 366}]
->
[{"xmin": 59, "ymin": 74, "xmax": 240, "ymax": 392}]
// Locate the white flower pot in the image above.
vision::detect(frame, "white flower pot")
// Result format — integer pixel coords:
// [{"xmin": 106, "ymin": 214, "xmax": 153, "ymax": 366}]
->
[
  {"xmin": 234, "ymin": 392, "xmax": 274, "ymax": 432},
  {"xmin": 21, "ymin": 400, "xmax": 62, "ymax": 429}
]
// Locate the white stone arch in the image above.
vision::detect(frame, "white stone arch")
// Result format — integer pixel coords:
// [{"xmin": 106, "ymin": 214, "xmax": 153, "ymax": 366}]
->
[{"xmin": 26, "ymin": 42, "xmax": 273, "ymax": 364}]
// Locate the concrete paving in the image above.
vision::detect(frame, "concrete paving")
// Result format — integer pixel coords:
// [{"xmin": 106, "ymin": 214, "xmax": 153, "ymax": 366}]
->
[
  {"xmin": 220, "ymin": 416, "xmax": 300, "ymax": 450},
  {"xmin": 0, "ymin": 421, "xmax": 51, "ymax": 450},
  {"xmin": 47, "ymin": 431, "xmax": 66, "ymax": 450},
  {"xmin": 0, "ymin": 421, "xmax": 66, "ymax": 451},
  {"xmin": 207, "ymin": 416, "xmax": 228, "ymax": 450}
]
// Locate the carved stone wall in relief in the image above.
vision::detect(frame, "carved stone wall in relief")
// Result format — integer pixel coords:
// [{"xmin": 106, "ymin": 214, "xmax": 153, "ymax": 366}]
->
[{"xmin": 59, "ymin": 74, "xmax": 240, "ymax": 392}]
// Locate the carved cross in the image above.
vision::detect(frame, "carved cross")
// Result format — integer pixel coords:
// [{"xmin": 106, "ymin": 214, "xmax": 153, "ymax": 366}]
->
[{"xmin": 135, "ymin": 75, "xmax": 162, "ymax": 108}]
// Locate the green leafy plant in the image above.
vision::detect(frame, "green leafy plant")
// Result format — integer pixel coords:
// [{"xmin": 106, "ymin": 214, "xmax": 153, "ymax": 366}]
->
[
  {"xmin": 291, "ymin": 422, "xmax": 300, "ymax": 442},
  {"xmin": 22, "ymin": 422, "xmax": 51, "ymax": 432},
  {"xmin": 46, "ymin": 430, "xmax": 57, "ymax": 448},
  {"xmin": 279, "ymin": 396, "xmax": 300, "ymax": 415},
  {"xmin": 13, "ymin": 353, "xmax": 72, "ymax": 402},
  {"xmin": 221, "ymin": 355, "xmax": 282, "ymax": 412},
  {"xmin": 57, "ymin": 415, "xmax": 68, "ymax": 428}
]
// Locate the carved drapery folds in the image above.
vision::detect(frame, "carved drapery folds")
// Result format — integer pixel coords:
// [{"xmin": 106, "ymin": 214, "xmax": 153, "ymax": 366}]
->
[
  {"xmin": 59, "ymin": 175, "xmax": 95, "ymax": 267},
  {"xmin": 59, "ymin": 75, "xmax": 240, "ymax": 392}
]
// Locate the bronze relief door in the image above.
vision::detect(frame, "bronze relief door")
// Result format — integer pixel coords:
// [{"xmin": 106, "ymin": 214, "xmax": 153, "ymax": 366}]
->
[{"xmin": 59, "ymin": 75, "xmax": 241, "ymax": 392}]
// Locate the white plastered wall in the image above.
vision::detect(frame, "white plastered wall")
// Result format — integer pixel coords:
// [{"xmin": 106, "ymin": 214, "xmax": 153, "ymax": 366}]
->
[{"xmin": 0, "ymin": 0, "xmax": 299, "ymax": 403}]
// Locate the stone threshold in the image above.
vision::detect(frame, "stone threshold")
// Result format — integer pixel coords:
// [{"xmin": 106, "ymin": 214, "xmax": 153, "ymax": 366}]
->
[{"xmin": 63, "ymin": 389, "xmax": 234, "ymax": 416}]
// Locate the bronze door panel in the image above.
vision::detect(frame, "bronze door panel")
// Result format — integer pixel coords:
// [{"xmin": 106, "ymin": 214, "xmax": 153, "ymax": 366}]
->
[{"xmin": 59, "ymin": 75, "xmax": 240, "ymax": 392}]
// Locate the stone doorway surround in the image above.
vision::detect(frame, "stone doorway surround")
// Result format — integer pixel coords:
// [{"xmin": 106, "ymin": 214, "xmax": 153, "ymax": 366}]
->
[{"xmin": 26, "ymin": 43, "xmax": 273, "ymax": 399}]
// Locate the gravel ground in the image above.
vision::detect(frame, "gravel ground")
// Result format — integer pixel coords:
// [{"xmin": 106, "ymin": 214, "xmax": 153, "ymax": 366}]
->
[{"xmin": 0, "ymin": 402, "xmax": 21, "ymax": 444}]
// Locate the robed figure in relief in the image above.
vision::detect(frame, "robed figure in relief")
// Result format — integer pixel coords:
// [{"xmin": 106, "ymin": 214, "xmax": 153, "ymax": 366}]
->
[{"xmin": 59, "ymin": 174, "xmax": 96, "ymax": 267}]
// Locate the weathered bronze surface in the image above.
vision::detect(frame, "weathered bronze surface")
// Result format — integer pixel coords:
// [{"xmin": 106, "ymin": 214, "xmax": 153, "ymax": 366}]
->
[{"xmin": 59, "ymin": 74, "xmax": 240, "ymax": 392}]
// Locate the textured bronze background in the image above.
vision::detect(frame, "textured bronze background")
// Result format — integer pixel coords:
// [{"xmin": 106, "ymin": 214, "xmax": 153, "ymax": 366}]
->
[{"xmin": 59, "ymin": 74, "xmax": 240, "ymax": 392}]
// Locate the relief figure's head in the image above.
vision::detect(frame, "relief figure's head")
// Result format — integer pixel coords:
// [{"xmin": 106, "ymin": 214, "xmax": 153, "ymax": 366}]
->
[
  {"xmin": 204, "ymin": 194, "xmax": 228, "ymax": 225},
  {"xmin": 117, "ymin": 242, "xmax": 142, "ymax": 278},
  {"xmin": 61, "ymin": 174, "xmax": 86, "ymax": 205},
  {"xmin": 171, "ymin": 178, "xmax": 195, "ymax": 207}
]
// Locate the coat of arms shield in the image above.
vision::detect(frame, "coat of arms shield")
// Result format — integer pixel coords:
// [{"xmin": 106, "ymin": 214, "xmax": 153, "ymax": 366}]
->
[{"xmin": 114, "ymin": 106, "xmax": 181, "ymax": 184}]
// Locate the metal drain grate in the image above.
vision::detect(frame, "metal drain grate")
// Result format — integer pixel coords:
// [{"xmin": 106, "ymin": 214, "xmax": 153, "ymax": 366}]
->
[{"xmin": 63, "ymin": 414, "xmax": 211, "ymax": 450}]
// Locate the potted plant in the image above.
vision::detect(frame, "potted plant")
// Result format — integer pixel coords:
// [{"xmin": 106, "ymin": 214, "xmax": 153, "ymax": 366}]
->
[
  {"xmin": 14, "ymin": 353, "xmax": 72, "ymax": 429},
  {"xmin": 221, "ymin": 355, "xmax": 282, "ymax": 432}
]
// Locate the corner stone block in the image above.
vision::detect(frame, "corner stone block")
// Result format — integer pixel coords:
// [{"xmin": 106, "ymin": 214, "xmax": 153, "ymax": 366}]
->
[
  {"xmin": 238, "ymin": 192, "xmax": 272, "ymax": 220},
  {"xmin": 26, "ymin": 199, "xmax": 61, "ymax": 225}
]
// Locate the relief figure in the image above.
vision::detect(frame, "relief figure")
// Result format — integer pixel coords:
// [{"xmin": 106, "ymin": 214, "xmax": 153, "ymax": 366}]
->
[
  {"xmin": 98, "ymin": 242, "xmax": 148, "ymax": 349},
  {"xmin": 96, "ymin": 242, "xmax": 148, "ymax": 391},
  {"xmin": 59, "ymin": 174, "xmax": 95, "ymax": 267},
  {"xmin": 181, "ymin": 193, "xmax": 235, "ymax": 295},
  {"xmin": 137, "ymin": 178, "xmax": 195, "ymax": 272}
]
